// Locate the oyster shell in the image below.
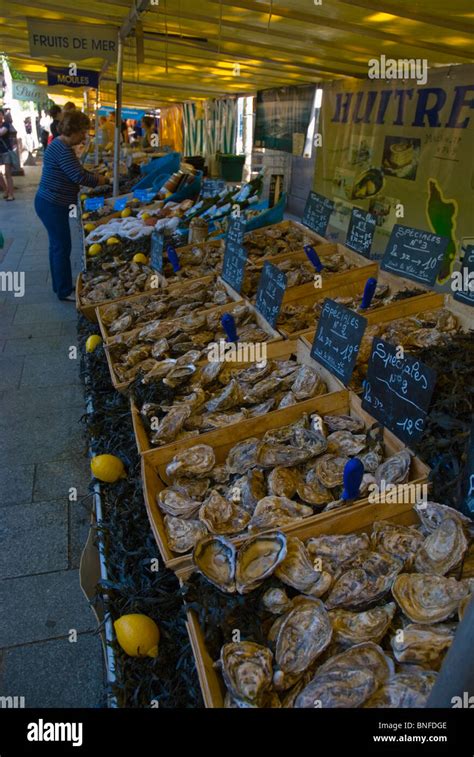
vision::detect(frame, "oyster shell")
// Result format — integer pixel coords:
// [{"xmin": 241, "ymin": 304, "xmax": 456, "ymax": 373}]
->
[
  {"xmin": 173, "ymin": 476, "xmax": 210, "ymax": 499},
  {"xmin": 326, "ymin": 552, "xmax": 402, "ymax": 610},
  {"xmin": 267, "ymin": 467, "xmax": 300, "ymax": 498},
  {"xmin": 291, "ymin": 365, "xmax": 326, "ymax": 400},
  {"xmin": 293, "ymin": 426, "xmax": 328, "ymax": 456},
  {"xmin": 390, "ymin": 623, "xmax": 455, "ymax": 667},
  {"xmin": 329, "ymin": 603, "xmax": 396, "ymax": 646},
  {"xmin": 263, "ymin": 417, "xmax": 307, "ymax": 444},
  {"xmin": 193, "ymin": 535, "xmax": 236, "ymax": 593},
  {"xmin": 235, "ymin": 532, "xmax": 287, "ymax": 594},
  {"xmin": 256, "ymin": 442, "xmax": 310, "ymax": 468},
  {"xmin": 415, "ymin": 518, "xmax": 468, "ymax": 575},
  {"xmin": 306, "ymin": 533, "xmax": 370, "ymax": 567},
  {"xmin": 414, "ymin": 500, "xmax": 473, "ymax": 536},
  {"xmin": 314, "ymin": 454, "xmax": 349, "ymax": 488},
  {"xmin": 296, "ymin": 479, "xmax": 331, "ymax": 506},
  {"xmin": 262, "ymin": 587, "xmax": 292, "ymax": 615},
  {"xmin": 205, "ymin": 379, "xmax": 243, "ymax": 412},
  {"xmin": 227, "ymin": 438, "xmax": 260, "ymax": 474},
  {"xmin": 233, "ymin": 469, "xmax": 267, "ymax": 514},
  {"xmin": 199, "ymin": 490, "xmax": 250, "ymax": 535},
  {"xmin": 327, "ymin": 431, "xmax": 367, "ymax": 456},
  {"xmin": 248, "ymin": 496, "xmax": 313, "ymax": 532},
  {"xmin": 364, "ymin": 671, "xmax": 436, "ymax": 708},
  {"xmin": 372, "ymin": 520, "xmax": 425, "ymax": 568},
  {"xmin": 157, "ymin": 488, "xmax": 200, "ymax": 518},
  {"xmin": 323, "ymin": 415, "xmax": 365, "ymax": 433},
  {"xmin": 294, "ymin": 642, "xmax": 393, "ymax": 708},
  {"xmin": 150, "ymin": 406, "xmax": 191, "ymax": 444},
  {"xmin": 375, "ymin": 450, "xmax": 411, "ymax": 487},
  {"xmin": 164, "ymin": 515, "xmax": 207, "ymax": 553},
  {"xmin": 275, "ymin": 597, "xmax": 332, "ymax": 676},
  {"xmin": 358, "ymin": 448, "xmax": 383, "ymax": 474},
  {"xmin": 165, "ymin": 444, "xmax": 215, "ymax": 479},
  {"xmin": 219, "ymin": 642, "xmax": 273, "ymax": 707},
  {"xmin": 275, "ymin": 537, "xmax": 333, "ymax": 597},
  {"xmin": 392, "ymin": 573, "xmax": 472, "ymax": 623}
]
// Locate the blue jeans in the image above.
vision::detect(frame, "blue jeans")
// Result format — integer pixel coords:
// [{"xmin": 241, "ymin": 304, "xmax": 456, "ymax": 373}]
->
[{"xmin": 34, "ymin": 194, "xmax": 73, "ymax": 299}]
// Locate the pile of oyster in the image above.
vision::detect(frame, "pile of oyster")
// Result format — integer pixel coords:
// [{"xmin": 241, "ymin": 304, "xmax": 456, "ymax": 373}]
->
[
  {"xmin": 159, "ymin": 241, "xmax": 224, "ymax": 282},
  {"xmin": 351, "ymin": 309, "xmax": 459, "ymax": 392},
  {"xmin": 244, "ymin": 226, "xmax": 306, "ymax": 261},
  {"xmin": 138, "ymin": 359, "xmax": 328, "ymax": 448},
  {"xmin": 99, "ymin": 279, "xmax": 234, "ymax": 337},
  {"xmin": 158, "ymin": 412, "xmax": 413, "ymax": 554},
  {"xmin": 108, "ymin": 304, "xmax": 272, "ymax": 384},
  {"xmin": 81, "ymin": 261, "xmax": 156, "ymax": 305},
  {"xmin": 197, "ymin": 501, "xmax": 473, "ymax": 708}
]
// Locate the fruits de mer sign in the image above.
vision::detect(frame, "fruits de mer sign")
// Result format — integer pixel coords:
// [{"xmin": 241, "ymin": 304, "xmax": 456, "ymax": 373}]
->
[
  {"xmin": 27, "ymin": 19, "xmax": 118, "ymax": 63},
  {"xmin": 47, "ymin": 66, "xmax": 99, "ymax": 89}
]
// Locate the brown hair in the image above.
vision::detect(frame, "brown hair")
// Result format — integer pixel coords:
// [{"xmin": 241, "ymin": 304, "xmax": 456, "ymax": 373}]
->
[{"xmin": 59, "ymin": 110, "xmax": 90, "ymax": 136}]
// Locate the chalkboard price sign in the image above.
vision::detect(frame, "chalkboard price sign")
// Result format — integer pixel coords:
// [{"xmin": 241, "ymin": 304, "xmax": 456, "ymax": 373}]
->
[
  {"xmin": 346, "ymin": 207, "xmax": 377, "ymax": 258},
  {"xmin": 302, "ymin": 191, "xmax": 335, "ymax": 237},
  {"xmin": 461, "ymin": 420, "xmax": 474, "ymax": 515},
  {"xmin": 221, "ymin": 216, "xmax": 248, "ymax": 292},
  {"xmin": 453, "ymin": 245, "xmax": 474, "ymax": 308},
  {"xmin": 255, "ymin": 262, "xmax": 287, "ymax": 327},
  {"xmin": 361, "ymin": 338, "xmax": 437, "ymax": 446},
  {"xmin": 150, "ymin": 230, "xmax": 164, "ymax": 272},
  {"xmin": 310, "ymin": 299, "xmax": 367, "ymax": 385},
  {"xmin": 227, "ymin": 215, "xmax": 245, "ymax": 246},
  {"xmin": 381, "ymin": 224, "xmax": 448, "ymax": 286}
]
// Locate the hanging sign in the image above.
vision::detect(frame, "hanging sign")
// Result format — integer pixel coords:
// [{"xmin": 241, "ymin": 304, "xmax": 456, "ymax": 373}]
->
[
  {"xmin": 255, "ymin": 262, "xmax": 287, "ymax": 328},
  {"xmin": 362, "ymin": 338, "xmax": 437, "ymax": 446},
  {"xmin": 302, "ymin": 191, "xmax": 334, "ymax": 237},
  {"xmin": 46, "ymin": 66, "xmax": 99, "ymax": 89},
  {"xmin": 453, "ymin": 245, "xmax": 474, "ymax": 307},
  {"xmin": 221, "ymin": 216, "xmax": 248, "ymax": 293},
  {"xmin": 12, "ymin": 81, "xmax": 45, "ymax": 102},
  {"xmin": 27, "ymin": 19, "xmax": 118, "ymax": 62},
  {"xmin": 310, "ymin": 299, "xmax": 367, "ymax": 385},
  {"xmin": 150, "ymin": 231, "xmax": 164, "ymax": 272},
  {"xmin": 346, "ymin": 207, "xmax": 377, "ymax": 258},
  {"xmin": 380, "ymin": 224, "xmax": 448, "ymax": 286}
]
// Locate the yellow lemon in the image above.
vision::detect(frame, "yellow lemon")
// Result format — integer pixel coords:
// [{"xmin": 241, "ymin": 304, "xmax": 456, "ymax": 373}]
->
[
  {"xmin": 88, "ymin": 243, "xmax": 102, "ymax": 257},
  {"xmin": 85, "ymin": 335, "xmax": 102, "ymax": 353},
  {"xmin": 84, "ymin": 223, "xmax": 95, "ymax": 232},
  {"xmin": 91, "ymin": 454, "xmax": 126, "ymax": 483},
  {"xmin": 121, "ymin": 208, "xmax": 131, "ymax": 218},
  {"xmin": 133, "ymin": 253, "xmax": 148, "ymax": 264},
  {"xmin": 141, "ymin": 212, "xmax": 150, "ymax": 221},
  {"xmin": 82, "ymin": 212, "xmax": 90, "ymax": 220},
  {"xmin": 80, "ymin": 193, "xmax": 87, "ymax": 201},
  {"xmin": 106, "ymin": 236, "xmax": 120, "ymax": 246},
  {"xmin": 114, "ymin": 614, "xmax": 160, "ymax": 658}
]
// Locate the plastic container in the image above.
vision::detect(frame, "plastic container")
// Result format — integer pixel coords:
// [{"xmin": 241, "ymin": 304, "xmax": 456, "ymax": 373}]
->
[
  {"xmin": 134, "ymin": 152, "xmax": 181, "ymax": 189},
  {"xmin": 217, "ymin": 153, "xmax": 245, "ymax": 182}
]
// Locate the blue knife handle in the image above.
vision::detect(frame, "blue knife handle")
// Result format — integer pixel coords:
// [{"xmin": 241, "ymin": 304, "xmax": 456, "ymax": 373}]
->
[
  {"xmin": 360, "ymin": 277, "xmax": 378, "ymax": 310},
  {"xmin": 341, "ymin": 458, "xmax": 364, "ymax": 501},
  {"xmin": 304, "ymin": 245, "xmax": 324, "ymax": 272},
  {"xmin": 221, "ymin": 312, "xmax": 238, "ymax": 342},
  {"xmin": 166, "ymin": 244, "xmax": 181, "ymax": 272}
]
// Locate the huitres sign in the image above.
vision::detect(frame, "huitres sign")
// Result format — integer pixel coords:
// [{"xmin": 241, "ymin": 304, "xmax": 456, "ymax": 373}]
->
[
  {"xmin": 47, "ymin": 66, "xmax": 99, "ymax": 89},
  {"xmin": 27, "ymin": 19, "xmax": 118, "ymax": 63}
]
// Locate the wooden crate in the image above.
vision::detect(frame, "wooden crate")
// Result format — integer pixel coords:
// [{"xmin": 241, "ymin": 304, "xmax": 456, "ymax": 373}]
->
[
  {"xmin": 132, "ymin": 337, "xmax": 345, "ymax": 455},
  {"xmin": 141, "ymin": 389, "xmax": 429, "ymax": 578},
  {"xmin": 104, "ymin": 299, "xmax": 282, "ymax": 393},
  {"xmin": 77, "ymin": 272, "xmax": 161, "ymax": 324},
  {"xmin": 185, "ymin": 501, "xmax": 422, "ymax": 708}
]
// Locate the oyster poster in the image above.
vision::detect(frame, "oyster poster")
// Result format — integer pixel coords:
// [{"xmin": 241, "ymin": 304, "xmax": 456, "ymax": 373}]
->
[{"xmin": 313, "ymin": 64, "xmax": 474, "ymax": 287}]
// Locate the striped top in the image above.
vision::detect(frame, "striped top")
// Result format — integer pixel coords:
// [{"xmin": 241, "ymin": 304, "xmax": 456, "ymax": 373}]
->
[{"xmin": 37, "ymin": 138, "xmax": 99, "ymax": 206}]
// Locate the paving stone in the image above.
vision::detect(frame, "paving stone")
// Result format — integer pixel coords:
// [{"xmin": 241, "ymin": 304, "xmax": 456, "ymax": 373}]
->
[
  {"xmin": 0, "ymin": 464, "xmax": 35, "ymax": 507},
  {"xmin": 69, "ymin": 499, "xmax": 94, "ymax": 569},
  {"xmin": 3, "ymin": 334, "xmax": 75, "ymax": 357},
  {"xmin": 0, "ymin": 320, "xmax": 62, "ymax": 339},
  {"xmin": 20, "ymin": 351, "xmax": 80, "ymax": 387},
  {"xmin": 14, "ymin": 301, "xmax": 78, "ymax": 325},
  {"xmin": 33, "ymin": 458, "xmax": 91, "ymax": 502},
  {"xmin": 0, "ymin": 301, "xmax": 18, "ymax": 323},
  {"xmin": 0, "ymin": 384, "xmax": 83, "ymax": 419},
  {"xmin": 0, "ymin": 500, "xmax": 68, "ymax": 578},
  {"xmin": 0, "ymin": 569, "xmax": 97, "ymax": 647},
  {"xmin": 0, "ymin": 414, "xmax": 85, "ymax": 467},
  {"xmin": 0, "ymin": 633, "xmax": 105, "ymax": 708},
  {"xmin": 0, "ymin": 355, "xmax": 24, "ymax": 390}
]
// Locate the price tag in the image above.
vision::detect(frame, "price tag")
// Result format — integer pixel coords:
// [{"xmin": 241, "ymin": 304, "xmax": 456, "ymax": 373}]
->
[
  {"xmin": 200, "ymin": 179, "xmax": 226, "ymax": 199},
  {"xmin": 133, "ymin": 189, "xmax": 156, "ymax": 202},
  {"xmin": 150, "ymin": 230, "xmax": 164, "ymax": 272},
  {"xmin": 361, "ymin": 338, "xmax": 437, "ymax": 446},
  {"xmin": 453, "ymin": 245, "xmax": 474, "ymax": 307},
  {"xmin": 310, "ymin": 299, "xmax": 367, "ymax": 385},
  {"xmin": 113, "ymin": 197, "xmax": 128, "ymax": 211},
  {"xmin": 84, "ymin": 196, "xmax": 104, "ymax": 211},
  {"xmin": 380, "ymin": 224, "xmax": 448, "ymax": 286},
  {"xmin": 255, "ymin": 262, "xmax": 287, "ymax": 328},
  {"xmin": 346, "ymin": 207, "xmax": 377, "ymax": 258},
  {"xmin": 302, "ymin": 191, "xmax": 335, "ymax": 237},
  {"xmin": 220, "ymin": 215, "xmax": 247, "ymax": 292},
  {"xmin": 227, "ymin": 215, "xmax": 245, "ymax": 246}
]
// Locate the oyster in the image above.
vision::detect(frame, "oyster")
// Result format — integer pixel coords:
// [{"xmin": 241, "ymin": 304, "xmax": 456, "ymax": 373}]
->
[
  {"xmin": 267, "ymin": 467, "xmax": 300, "ymax": 498},
  {"xmin": 329, "ymin": 603, "xmax": 396, "ymax": 647},
  {"xmin": 364, "ymin": 671, "xmax": 436, "ymax": 708},
  {"xmin": 227, "ymin": 438, "xmax": 260, "ymax": 474},
  {"xmin": 219, "ymin": 642, "xmax": 273, "ymax": 707},
  {"xmin": 233, "ymin": 469, "xmax": 267, "ymax": 514},
  {"xmin": 323, "ymin": 415, "xmax": 365, "ymax": 433},
  {"xmin": 314, "ymin": 454, "xmax": 349, "ymax": 488},
  {"xmin": 392, "ymin": 574, "xmax": 472, "ymax": 623},
  {"xmin": 248, "ymin": 496, "xmax": 313, "ymax": 532},
  {"xmin": 296, "ymin": 479, "xmax": 331, "ymax": 506},
  {"xmin": 390, "ymin": 623, "xmax": 455, "ymax": 667},
  {"xmin": 327, "ymin": 431, "xmax": 367, "ymax": 456},
  {"xmin": 256, "ymin": 442, "xmax": 310, "ymax": 468},
  {"xmin": 293, "ymin": 426, "xmax": 328, "ymax": 456},
  {"xmin": 414, "ymin": 500, "xmax": 473, "ymax": 536},
  {"xmin": 375, "ymin": 450, "xmax": 411, "ymax": 487},
  {"xmin": 275, "ymin": 537, "xmax": 333, "ymax": 597},
  {"xmin": 275, "ymin": 597, "xmax": 332, "ymax": 676},
  {"xmin": 157, "ymin": 488, "xmax": 200, "ymax": 518},
  {"xmin": 193, "ymin": 535, "xmax": 236, "ymax": 593},
  {"xmin": 326, "ymin": 552, "xmax": 402, "ymax": 610},
  {"xmin": 372, "ymin": 520, "xmax": 425, "ymax": 568},
  {"xmin": 415, "ymin": 518, "xmax": 468, "ymax": 575},
  {"xmin": 291, "ymin": 365, "xmax": 326, "ymax": 400},
  {"xmin": 173, "ymin": 476, "xmax": 210, "ymax": 499},
  {"xmin": 235, "ymin": 532, "xmax": 287, "ymax": 594},
  {"xmin": 263, "ymin": 416, "xmax": 307, "ymax": 444},
  {"xmin": 294, "ymin": 643, "xmax": 393, "ymax": 708},
  {"xmin": 205, "ymin": 379, "xmax": 243, "ymax": 412},
  {"xmin": 165, "ymin": 444, "xmax": 215, "ymax": 479},
  {"xmin": 164, "ymin": 515, "xmax": 207, "ymax": 553},
  {"xmin": 358, "ymin": 448, "xmax": 383, "ymax": 474},
  {"xmin": 306, "ymin": 533, "xmax": 370, "ymax": 567},
  {"xmin": 262, "ymin": 587, "xmax": 292, "ymax": 615},
  {"xmin": 150, "ymin": 406, "xmax": 191, "ymax": 444},
  {"xmin": 199, "ymin": 490, "xmax": 250, "ymax": 535}
]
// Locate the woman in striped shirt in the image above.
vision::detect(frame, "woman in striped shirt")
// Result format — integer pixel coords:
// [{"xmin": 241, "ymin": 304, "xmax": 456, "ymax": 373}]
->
[{"xmin": 35, "ymin": 110, "xmax": 108, "ymax": 301}]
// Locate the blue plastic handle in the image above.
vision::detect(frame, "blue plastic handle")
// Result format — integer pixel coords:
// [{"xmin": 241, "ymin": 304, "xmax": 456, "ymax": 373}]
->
[
  {"xmin": 359, "ymin": 277, "xmax": 378, "ymax": 310},
  {"xmin": 341, "ymin": 458, "xmax": 364, "ymax": 501},
  {"xmin": 304, "ymin": 245, "xmax": 324, "ymax": 272},
  {"xmin": 166, "ymin": 244, "xmax": 181, "ymax": 272},
  {"xmin": 221, "ymin": 312, "xmax": 238, "ymax": 343}
]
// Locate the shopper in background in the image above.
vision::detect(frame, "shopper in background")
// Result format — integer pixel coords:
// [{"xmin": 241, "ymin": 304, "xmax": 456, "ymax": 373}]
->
[
  {"xmin": 34, "ymin": 110, "xmax": 108, "ymax": 301},
  {"xmin": 62, "ymin": 101, "xmax": 76, "ymax": 114},
  {"xmin": 48, "ymin": 105, "xmax": 62, "ymax": 143},
  {"xmin": 0, "ymin": 108, "xmax": 15, "ymax": 201},
  {"xmin": 104, "ymin": 111, "xmax": 116, "ymax": 146},
  {"xmin": 141, "ymin": 116, "xmax": 155, "ymax": 148}
]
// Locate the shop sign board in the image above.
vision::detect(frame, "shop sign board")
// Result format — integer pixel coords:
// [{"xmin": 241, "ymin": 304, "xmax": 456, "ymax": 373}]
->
[{"xmin": 27, "ymin": 19, "xmax": 118, "ymax": 63}]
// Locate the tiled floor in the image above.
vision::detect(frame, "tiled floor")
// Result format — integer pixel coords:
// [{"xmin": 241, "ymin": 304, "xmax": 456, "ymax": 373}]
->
[{"xmin": 0, "ymin": 166, "xmax": 105, "ymax": 707}]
